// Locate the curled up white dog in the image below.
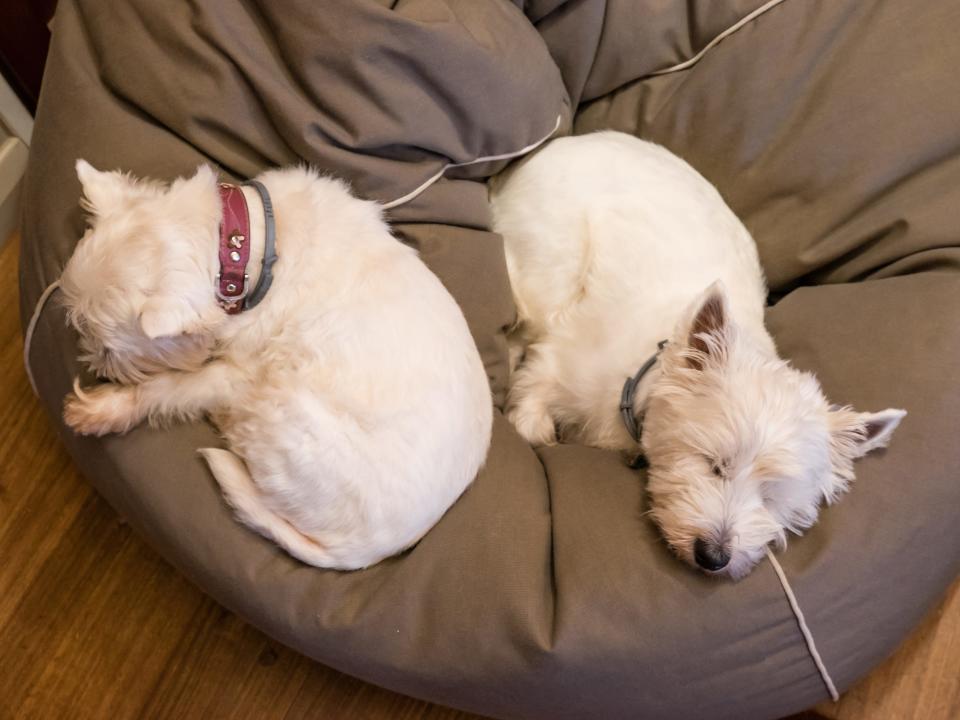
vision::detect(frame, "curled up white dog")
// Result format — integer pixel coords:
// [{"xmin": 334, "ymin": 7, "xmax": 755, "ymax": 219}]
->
[
  {"xmin": 61, "ymin": 161, "xmax": 493, "ymax": 570},
  {"xmin": 490, "ymin": 131, "xmax": 905, "ymax": 579}
]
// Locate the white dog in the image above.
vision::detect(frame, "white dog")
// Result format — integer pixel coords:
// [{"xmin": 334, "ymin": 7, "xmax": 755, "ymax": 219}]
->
[
  {"xmin": 61, "ymin": 161, "xmax": 492, "ymax": 570},
  {"xmin": 490, "ymin": 131, "xmax": 905, "ymax": 579}
]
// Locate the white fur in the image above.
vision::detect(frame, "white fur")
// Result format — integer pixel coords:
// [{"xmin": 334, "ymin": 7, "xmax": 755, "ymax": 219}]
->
[
  {"xmin": 61, "ymin": 161, "xmax": 493, "ymax": 570},
  {"xmin": 490, "ymin": 131, "xmax": 905, "ymax": 579}
]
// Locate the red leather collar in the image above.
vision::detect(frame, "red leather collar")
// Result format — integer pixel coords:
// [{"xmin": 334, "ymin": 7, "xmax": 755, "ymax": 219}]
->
[{"xmin": 216, "ymin": 183, "xmax": 252, "ymax": 314}]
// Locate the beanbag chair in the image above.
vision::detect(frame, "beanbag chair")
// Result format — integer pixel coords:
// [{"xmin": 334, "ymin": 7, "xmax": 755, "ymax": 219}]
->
[{"xmin": 20, "ymin": 1, "xmax": 960, "ymax": 718}]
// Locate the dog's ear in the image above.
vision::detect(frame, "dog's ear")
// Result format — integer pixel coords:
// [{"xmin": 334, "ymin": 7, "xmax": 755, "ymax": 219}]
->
[
  {"xmin": 683, "ymin": 281, "xmax": 730, "ymax": 371},
  {"xmin": 829, "ymin": 406, "xmax": 907, "ymax": 460},
  {"xmin": 139, "ymin": 295, "xmax": 201, "ymax": 340},
  {"xmin": 171, "ymin": 164, "xmax": 218, "ymax": 195},
  {"xmin": 76, "ymin": 159, "xmax": 139, "ymax": 217}
]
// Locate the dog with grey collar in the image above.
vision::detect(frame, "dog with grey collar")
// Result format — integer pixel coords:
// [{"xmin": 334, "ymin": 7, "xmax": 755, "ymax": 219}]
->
[
  {"xmin": 489, "ymin": 131, "xmax": 905, "ymax": 579},
  {"xmin": 61, "ymin": 161, "xmax": 493, "ymax": 570}
]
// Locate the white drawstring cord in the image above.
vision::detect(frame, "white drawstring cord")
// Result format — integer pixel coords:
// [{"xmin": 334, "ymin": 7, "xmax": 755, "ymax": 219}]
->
[
  {"xmin": 382, "ymin": 113, "xmax": 562, "ymax": 210},
  {"xmin": 23, "ymin": 278, "xmax": 61, "ymax": 397},
  {"xmin": 21, "ymin": 114, "xmax": 564, "ymax": 396},
  {"xmin": 766, "ymin": 547, "xmax": 840, "ymax": 701},
  {"xmin": 647, "ymin": 0, "xmax": 792, "ymax": 78}
]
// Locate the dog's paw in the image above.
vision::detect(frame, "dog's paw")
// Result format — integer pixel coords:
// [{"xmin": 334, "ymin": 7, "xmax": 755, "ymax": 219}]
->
[
  {"xmin": 506, "ymin": 400, "xmax": 557, "ymax": 446},
  {"xmin": 63, "ymin": 380, "xmax": 140, "ymax": 436}
]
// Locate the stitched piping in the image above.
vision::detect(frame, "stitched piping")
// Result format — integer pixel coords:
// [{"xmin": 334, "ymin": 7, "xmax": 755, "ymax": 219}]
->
[
  {"xmin": 381, "ymin": 112, "xmax": 562, "ymax": 210},
  {"xmin": 646, "ymin": 0, "xmax": 791, "ymax": 78},
  {"xmin": 766, "ymin": 548, "xmax": 840, "ymax": 701},
  {"xmin": 23, "ymin": 110, "xmax": 563, "ymax": 392},
  {"xmin": 23, "ymin": 278, "xmax": 61, "ymax": 397}
]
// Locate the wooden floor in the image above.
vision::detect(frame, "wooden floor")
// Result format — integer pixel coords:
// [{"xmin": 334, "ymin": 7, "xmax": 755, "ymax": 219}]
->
[{"xmin": 1, "ymin": 232, "xmax": 957, "ymax": 720}]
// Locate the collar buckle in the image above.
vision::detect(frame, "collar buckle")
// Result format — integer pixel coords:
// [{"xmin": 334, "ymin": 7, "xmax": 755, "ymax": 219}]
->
[{"xmin": 215, "ymin": 272, "xmax": 250, "ymax": 307}]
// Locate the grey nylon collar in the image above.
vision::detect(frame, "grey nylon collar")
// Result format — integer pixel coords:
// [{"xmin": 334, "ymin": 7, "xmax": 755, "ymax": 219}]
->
[
  {"xmin": 619, "ymin": 339, "xmax": 668, "ymax": 464},
  {"xmin": 241, "ymin": 180, "xmax": 278, "ymax": 311}
]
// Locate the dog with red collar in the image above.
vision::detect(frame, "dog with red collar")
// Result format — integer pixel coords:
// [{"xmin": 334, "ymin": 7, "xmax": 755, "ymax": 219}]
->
[{"xmin": 61, "ymin": 161, "xmax": 493, "ymax": 570}]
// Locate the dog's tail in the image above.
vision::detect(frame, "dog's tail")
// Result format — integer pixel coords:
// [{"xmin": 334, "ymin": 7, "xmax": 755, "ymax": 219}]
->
[{"xmin": 199, "ymin": 448, "xmax": 342, "ymax": 569}]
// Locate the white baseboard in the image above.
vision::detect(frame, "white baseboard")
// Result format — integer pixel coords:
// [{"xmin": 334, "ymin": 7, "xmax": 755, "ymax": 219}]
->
[
  {"xmin": 0, "ymin": 72, "xmax": 33, "ymax": 146},
  {"xmin": 0, "ymin": 73, "xmax": 33, "ymax": 245},
  {"xmin": 0, "ymin": 136, "xmax": 28, "ymax": 242}
]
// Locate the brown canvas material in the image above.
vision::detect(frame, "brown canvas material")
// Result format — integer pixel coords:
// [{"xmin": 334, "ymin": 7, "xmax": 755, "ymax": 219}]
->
[
  {"xmin": 526, "ymin": 0, "xmax": 777, "ymax": 106},
  {"xmin": 20, "ymin": 1, "xmax": 960, "ymax": 718}
]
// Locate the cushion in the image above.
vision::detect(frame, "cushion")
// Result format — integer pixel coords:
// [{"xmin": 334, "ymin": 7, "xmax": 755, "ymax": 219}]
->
[{"xmin": 21, "ymin": 1, "xmax": 960, "ymax": 718}]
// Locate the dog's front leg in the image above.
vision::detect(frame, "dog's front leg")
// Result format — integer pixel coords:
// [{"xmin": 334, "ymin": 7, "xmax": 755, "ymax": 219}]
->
[
  {"xmin": 63, "ymin": 380, "xmax": 142, "ymax": 436},
  {"xmin": 506, "ymin": 343, "xmax": 560, "ymax": 446},
  {"xmin": 64, "ymin": 361, "xmax": 237, "ymax": 436}
]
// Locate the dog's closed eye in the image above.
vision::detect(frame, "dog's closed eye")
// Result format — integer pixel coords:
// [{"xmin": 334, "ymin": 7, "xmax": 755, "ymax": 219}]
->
[{"xmin": 706, "ymin": 456, "xmax": 725, "ymax": 478}]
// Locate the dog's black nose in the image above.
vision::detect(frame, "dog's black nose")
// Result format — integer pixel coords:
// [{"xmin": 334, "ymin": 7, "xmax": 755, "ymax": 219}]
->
[{"xmin": 694, "ymin": 538, "xmax": 730, "ymax": 572}]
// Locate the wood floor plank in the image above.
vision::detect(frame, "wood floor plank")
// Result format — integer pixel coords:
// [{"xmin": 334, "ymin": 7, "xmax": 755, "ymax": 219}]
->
[
  {"xmin": 0, "ymin": 348, "xmax": 88, "ymax": 631},
  {"xmin": 20, "ymin": 512, "xmax": 237, "ymax": 719},
  {"xmin": 0, "ymin": 450, "xmax": 88, "ymax": 633},
  {"xmin": 817, "ymin": 580, "xmax": 960, "ymax": 720},
  {"xmin": 141, "ymin": 601, "xmax": 313, "ymax": 720},
  {"xmin": 283, "ymin": 664, "xmax": 488, "ymax": 720},
  {"xmin": 2, "ymin": 232, "xmax": 958, "ymax": 719}
]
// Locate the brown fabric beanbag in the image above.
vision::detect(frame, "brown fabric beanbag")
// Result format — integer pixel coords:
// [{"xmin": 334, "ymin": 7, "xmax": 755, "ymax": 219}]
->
[{"xmin": 20, "ymin": 2, "xmax": 960, "ymax": 718}]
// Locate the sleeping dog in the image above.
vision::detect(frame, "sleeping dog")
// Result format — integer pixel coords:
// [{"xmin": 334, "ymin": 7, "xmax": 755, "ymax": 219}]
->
[{"xmin": 490, "ymin": 131, "xmax": 905, "ymax": 579}]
